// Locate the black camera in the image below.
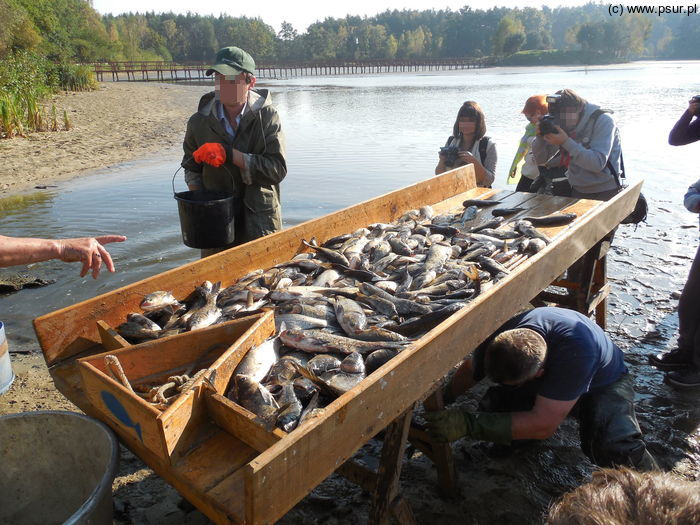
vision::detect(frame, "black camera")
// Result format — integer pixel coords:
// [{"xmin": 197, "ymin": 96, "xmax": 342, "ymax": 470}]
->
[
  {"xmin": 546, "ymin": 94, "xmax": 561, "ymax": 106},
  {"xmin": 538, "ymin": 114, "xmax": 558, "ymax": 135},
  {"xmin": 692, "ymin": 95, "xmax": 700, "ymax": 103},
  {"xmin": 440, "ymin": 144, "xmax": 460, "ymax": 167}
]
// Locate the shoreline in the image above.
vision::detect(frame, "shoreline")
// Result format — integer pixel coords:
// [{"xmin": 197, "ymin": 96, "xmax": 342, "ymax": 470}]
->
[{"xmin": 0, "ymin": 82, "xmax": 208, "ymax": 197}]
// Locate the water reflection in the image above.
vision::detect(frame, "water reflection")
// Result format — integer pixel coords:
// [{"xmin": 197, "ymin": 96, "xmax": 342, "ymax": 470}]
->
[{"xmin": 1, "ymin": 61, "xmax": 699, "ymax": 351}]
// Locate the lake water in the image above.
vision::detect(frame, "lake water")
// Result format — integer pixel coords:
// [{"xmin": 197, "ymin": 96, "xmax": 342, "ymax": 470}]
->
[{"xmin": 2, "ymin": 61, "xmax": 700, "ymax": 351}]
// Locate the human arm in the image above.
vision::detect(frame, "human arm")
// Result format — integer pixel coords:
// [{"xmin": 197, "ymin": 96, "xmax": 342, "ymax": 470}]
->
[
  {"xmin": 456, "ymin": 140, "xmax": 496, "ymax": 187},
  {"xmin": 546, "ymin": 115, "xmax": 618, "ymax": 187},
  {"xmin": 435, "ymin": 153, "xmax": 448, "ymax": 175},
  {"xmin": 669, "ymin": 101, "xmax": 700, "ymax": 146},
  {"xmin": 237, "ymin": 107, "xmax": 287, "ymax": 186},
  {"xmin": 425, "ymin": 394, "xmax": 577, "ymax": 443},
  {"xmin": 0, "ymin": 234, "xmax": 126, "ymax": 278},
  {"xmin": 684, "ymin": 179, "xmax": 700, "ymax": 213},
  {"xmin": 531, "ymin": 133, "xmax": 559, "ymax": 166}
]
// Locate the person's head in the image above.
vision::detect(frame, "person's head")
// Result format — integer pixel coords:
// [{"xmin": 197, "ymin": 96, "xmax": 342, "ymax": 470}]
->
[
  {"xmin": 484, "ymin": 328, "xmax": 547, "ymax": 385},
  {"xmin": 546, "ymin": 467, "xmax": 700, "ymax": 525},
  {"xmin": 453, "ymin": 101, "xmax": 486, "ymax": 141},
  {"xmin": 548, "ymin": 89, "xmax": 587, "ymax": 131},
  {"xmin": 206, "ymin": 46, "xmax": 257, "ymax": 105},
  {"xmin": 522, "ymin": 95, "xmax": 548, "ymax": 124}
]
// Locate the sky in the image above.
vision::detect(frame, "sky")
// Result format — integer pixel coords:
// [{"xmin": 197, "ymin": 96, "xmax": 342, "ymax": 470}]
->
[{"xmin": 91, "ymin": 0, "xmax": 593, "ymax": 34}]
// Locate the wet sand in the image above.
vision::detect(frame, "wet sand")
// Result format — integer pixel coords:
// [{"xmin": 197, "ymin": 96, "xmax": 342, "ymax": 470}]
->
[{"xmin": 0, "ymin": 82, "xmax": 206, "ymax": 196}]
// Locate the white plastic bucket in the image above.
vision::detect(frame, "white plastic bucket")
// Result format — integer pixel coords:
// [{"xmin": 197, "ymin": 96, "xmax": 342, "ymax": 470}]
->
[{"xmin": 0, "ymin": 321, "xmax": 14, "ymax": 395}]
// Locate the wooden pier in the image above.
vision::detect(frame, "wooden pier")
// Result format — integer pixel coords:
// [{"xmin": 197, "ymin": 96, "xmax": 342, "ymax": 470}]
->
[{"xmin": 88, "ymin": 58, "xmax": 492, "ymax": 82}]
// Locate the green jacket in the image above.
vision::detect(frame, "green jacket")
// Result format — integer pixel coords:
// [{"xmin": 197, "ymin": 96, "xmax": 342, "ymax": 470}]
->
[{"xmin": 181, "ymin": 89, "xmax": 287, "ymax": 245}]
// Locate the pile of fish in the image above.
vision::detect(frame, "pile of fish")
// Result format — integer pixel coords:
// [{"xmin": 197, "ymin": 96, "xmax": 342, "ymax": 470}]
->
[{"xmin": 115, "ymin": 199, "xmax": 577, "ymax": 429}]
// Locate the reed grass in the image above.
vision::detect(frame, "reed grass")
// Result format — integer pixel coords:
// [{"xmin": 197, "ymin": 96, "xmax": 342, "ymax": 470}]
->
[{"xmin": 0, "ymin": 52, "xmax": 95, "ymax": 138}]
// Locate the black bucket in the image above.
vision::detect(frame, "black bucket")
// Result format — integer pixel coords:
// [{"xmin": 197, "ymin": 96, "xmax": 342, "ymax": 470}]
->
[{"xmin": 173, "ymin": 168, "xmax": 236, "ymax": 249}]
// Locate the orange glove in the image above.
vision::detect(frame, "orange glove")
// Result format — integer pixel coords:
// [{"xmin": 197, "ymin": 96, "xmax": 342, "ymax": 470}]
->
[{"xmin": 193, "ymin": 143, "xmax": 227, "ymax": 168}]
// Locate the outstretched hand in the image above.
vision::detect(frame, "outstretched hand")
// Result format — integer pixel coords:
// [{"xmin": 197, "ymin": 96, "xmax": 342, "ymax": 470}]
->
[{"xmin": 57, "ymin": 235, "xmax": 126, "ymax": 279}]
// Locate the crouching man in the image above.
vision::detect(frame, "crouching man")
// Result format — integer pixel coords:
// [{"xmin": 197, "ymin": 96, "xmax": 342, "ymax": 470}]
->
[{"xmin": 426, "ymin": 307, "xmax": 657, "ymax": 470}]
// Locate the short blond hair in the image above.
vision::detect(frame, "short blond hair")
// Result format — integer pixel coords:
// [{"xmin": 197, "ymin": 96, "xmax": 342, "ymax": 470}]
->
[
  {"xmin": 484, "ymin": 328, "xmax": 546, "ymax": 384},
  {"xmin": 547, "ymin": 467, "xmax": 700, "ymax": 525}
]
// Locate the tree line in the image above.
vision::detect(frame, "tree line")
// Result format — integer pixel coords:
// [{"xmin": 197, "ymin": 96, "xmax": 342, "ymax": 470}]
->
[{"xmin": 1, "ymin": 0, "xmax": 700, "ymax": 65}]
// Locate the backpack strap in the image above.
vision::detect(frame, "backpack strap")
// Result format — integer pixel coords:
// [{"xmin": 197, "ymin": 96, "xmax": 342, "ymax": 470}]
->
[
  {"xmin": 478, "ymin": 136, "xmax": 489, "ymax": 163},
  {"xmin": 588, "ymin": 109, "xmax": 625, "ymax": 188}
]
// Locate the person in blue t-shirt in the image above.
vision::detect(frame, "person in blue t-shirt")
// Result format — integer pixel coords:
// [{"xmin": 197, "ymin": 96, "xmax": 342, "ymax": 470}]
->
[{"xmin": 425, "ymin": 307, "xmax": 657, "ymax": 470}]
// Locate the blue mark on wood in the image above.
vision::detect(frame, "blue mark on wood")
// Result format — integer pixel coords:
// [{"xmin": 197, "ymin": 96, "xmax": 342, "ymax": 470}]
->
[{"xmin": 101, "ymin": 390, "xmax": 143, "ymax": 442}]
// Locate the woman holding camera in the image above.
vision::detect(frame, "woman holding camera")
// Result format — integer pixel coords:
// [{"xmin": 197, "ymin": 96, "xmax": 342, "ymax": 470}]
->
[{"xmin": 435, "ymin": 101, "xmax": 497, "ymax": 187}]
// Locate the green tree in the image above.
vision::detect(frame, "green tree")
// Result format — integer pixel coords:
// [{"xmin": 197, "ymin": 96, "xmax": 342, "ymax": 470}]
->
[{"xmin": 493, "ymin": 15, "xmax": 525, "ymax": 55}]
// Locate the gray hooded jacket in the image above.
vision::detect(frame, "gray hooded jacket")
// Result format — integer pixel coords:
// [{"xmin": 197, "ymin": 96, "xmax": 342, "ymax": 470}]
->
[{"xmin": 532, "ymin": 102, "xmax": 622, "ymax": 194}]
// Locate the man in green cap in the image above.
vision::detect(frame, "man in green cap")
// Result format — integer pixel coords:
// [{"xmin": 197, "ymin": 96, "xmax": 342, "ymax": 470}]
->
[{"xmin": 181, "ymin": 46, "xmax": 287, "ymax": 256}]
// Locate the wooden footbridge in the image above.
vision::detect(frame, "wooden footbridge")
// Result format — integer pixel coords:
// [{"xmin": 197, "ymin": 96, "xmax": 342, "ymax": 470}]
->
[{"xmin": 88, "ymin": 58, "xmax": 492, "ymax": 82}]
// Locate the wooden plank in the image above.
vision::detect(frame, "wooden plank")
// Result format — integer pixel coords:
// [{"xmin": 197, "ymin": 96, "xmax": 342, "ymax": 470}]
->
[
  {"xmin": 336, "ymin": 460, "xmax": 378, "ymax": 492},
  {"xmin": 242, "ymin": 182, "xmax": 641, "ymax": 524},
  {"xmin": 206, "ymin": 393, "xmax": 286, "ymax": 452},
  {"xmin": 34, "ymin": 166, "xmax": 477, "ymax": 366},
  {"xmin": 96, "ymin": 320, "xmax": 130, "ymax": 350}
]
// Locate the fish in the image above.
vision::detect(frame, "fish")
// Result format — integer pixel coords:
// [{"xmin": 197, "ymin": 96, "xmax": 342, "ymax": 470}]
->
[
  {"xmin": 520, "ymin": 212, "xmax": 577, "ymax": 226},
  {"xmin": 312, "ymin": 269, "xmax": 342, "ymax": 287},
  {"xmin": 515, "ymin": 220, "xmax": 552, "ymax": 244},
  {"xmin": 320, "ymin": 370, "xmax": 365, "ymax": 394},
  {"xmin": 460, "ymin": 205, "xmax": 479, "ymax": 226},
  {"xmin": 302, "ymin": 239, "xmax": 350, "ymax": 266},
  {"xmin": 186, "ymin": 281, "xmax": 222, "ymax": 331},
  {"xmin": 297, "ymin": 391, "xmax": 321, "ymax": 425},
  {"xmin": 353, "ymin": 326, "xmax": 408, "ymax": 342},
  {"xmin": 492, "ymin": 207, "xmax": 525, "ymax": 217},
  {"xmin": 307, "ymin": 354, "xmax": 342, "ymax": 376},
  {"xmin": 116, "ymin": 321, "xmax": 163, "ymax": 343},
  {"xmin": 275, "ymin": 383, "xmax": 303, "ymax": 432},
  {"xmin": 126, "ymin": 313, "xmax": 161, "ymax": 332},
  {"xmin": 234, "ymin": 335, "xmax": 280, "ymax": 382},
  {"xmin": 524, "ymin": 238, "xmax": 548, "ymax": 255},
  {"xmin": 389, "ymin": 303, "xmax": 467, "ymax": 336},
  {"xmin": 476, "ymin": 255, "xmax": 510, "ymax": 280},
  {"xmin": 359, "ymin": 282, "xmax": 432, "ymax": 316},
  {"xmin": 230, "ymin": 375, "xmax": 284, "ymax": 428},
  {"xmin": 365, "ymin": 349, "xmax": 398, "ymax": 374},
  {"xmin": 333, "ymin": 296, "xmax": 368, "ymax": 335},
  {"xmin": 264, "ymin": 355, "xmax": 300, "ymax": 384},
  {"xmin": 470, "ymin": 216, "xmax": 504, "ymax": 233},
  {"xmin": 340, "ymin": 352, "xmax": 366, "ymax": 375},
  {"xmin": 462, "ymin": 198, "xmax": 502, "ymax": 208},
  {"xmin": 411, "ymin": 243, "xmax": 452, "ymax": 290},
  {"xmin": 388, "ymin": 237, "xmax": 413, "ymax": 256},
  {"xmin": 474, "ymin": 228, "xmax": 521, "ymax": 240},
  {"xmin": 275, "ymin": 313, "xmax": 328, "ymax": 331},
  {"xmin": 279, "ymin": 328, "xmax": 409, "ymax": 354},
  {"xmin": 322, "ymin": 233, "xmax": 353, "ymax": 248},
  {"xmin": 140, "ymin": 291, "xmax": 181, "ymax": 311},
  {"xmin": 426, "ymin": 224, "xmax": 460, "ymax": 237}
]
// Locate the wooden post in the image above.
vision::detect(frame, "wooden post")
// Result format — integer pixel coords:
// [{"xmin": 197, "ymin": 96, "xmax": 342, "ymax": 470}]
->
[
  {"xmin": 369, "ymin": 406, "xmax": 416, "ymax": 525},
  {"xmin": 422, "ymin": 389, "xmax": 459, "ymax": 497}
]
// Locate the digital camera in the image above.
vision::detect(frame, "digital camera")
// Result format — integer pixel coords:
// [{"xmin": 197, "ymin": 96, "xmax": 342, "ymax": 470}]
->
[
  {"xmin": 692, "ymin": 95, "xmax": 700, "ymax": 103},
  {"xmin": 538, "ymin": 115, "xmax": 558, "ymax": 135},
  {"xmin": 440, "ymin": 144, "xmax": 460, "ymax": 168}
]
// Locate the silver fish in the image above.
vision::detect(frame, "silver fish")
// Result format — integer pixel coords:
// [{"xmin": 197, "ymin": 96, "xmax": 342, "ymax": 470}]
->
[
  {"xmin": 234, "ymin": 335, "xmax": 280, "ymax": 382},
  {"xmin": 307, "ymin": 354, "xmax": 342, "ymax": 376},
  {"xmin": 187, "ymin": 282, "xmax": 222, "ymax": 331},
  {"xmin": 460, "ymin": 205, "xmax": 479, "ymax": 226},
  {"xmin": 279, "ymin": 329, "xmax": 409, "ymax": 354},
  {"xmin": 333, "ymin": 296, "xmax": 367, "ymax": 335},
  {"xmin": 230, "ymin": 374, "xmax": 279, "ymax": 422},
  {"xmin": 126, "ymin": 313, "xmax": 161, "ymax": 332},
  {"xmin": 276, "ymin": 383, "xmax": 302, "ymax": 432},
  {"xmin": 140, "ymin": 291, "xmax": 181, "ymax": 311}
]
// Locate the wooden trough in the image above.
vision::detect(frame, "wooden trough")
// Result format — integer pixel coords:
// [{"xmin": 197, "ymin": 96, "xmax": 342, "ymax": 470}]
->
[{"xmin": 34, "ymin": 166, "xmax": 641, "ymax": 524}]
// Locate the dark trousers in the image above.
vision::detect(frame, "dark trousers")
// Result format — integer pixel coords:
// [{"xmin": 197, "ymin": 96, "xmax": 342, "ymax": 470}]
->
[
  {"xmin": 678, "ymin": 243, "xmax": 700, "ymax": 366},
  {"xmin": 479, "ymin": 374, "xmax": 656, "ymax": 470},
  {"xmin": 515, "ymin": 176, "xmax": 535, "ymax": 193}
]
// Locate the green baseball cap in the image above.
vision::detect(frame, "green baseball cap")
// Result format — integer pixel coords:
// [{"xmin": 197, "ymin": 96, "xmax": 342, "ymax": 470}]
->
[{"xmin": 206, "ymin": 46, "xmax": 256, "ymax": 77}]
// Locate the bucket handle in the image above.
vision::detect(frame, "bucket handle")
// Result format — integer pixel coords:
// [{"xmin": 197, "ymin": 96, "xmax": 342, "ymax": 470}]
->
[{"xmin": 172, "ymin": 164, "xmax": 237, "ymax": 195}]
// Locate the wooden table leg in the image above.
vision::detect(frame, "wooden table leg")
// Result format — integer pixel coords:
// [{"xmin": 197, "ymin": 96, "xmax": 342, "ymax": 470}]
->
[
  {"xmin": 593, "ymin": 255, "xmax": 607, "ymax": 330},
  {"xmin": 369, "ymin": 406, "xmax": 415, "ymax": 525},
  {"xmin": 422, "ymin": 389, "xmax": 459, "ymax": 497}
]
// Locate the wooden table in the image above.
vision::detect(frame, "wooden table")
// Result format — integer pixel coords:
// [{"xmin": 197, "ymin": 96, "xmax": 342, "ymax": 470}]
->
[{"xmin": 33, "ymin": 167, "xmax": 642, "ymax": 524}]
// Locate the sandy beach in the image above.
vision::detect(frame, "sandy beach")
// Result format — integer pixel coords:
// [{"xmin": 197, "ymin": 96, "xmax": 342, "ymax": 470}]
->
[{"xmin": 0, "ymin": 82, "xmax": 207, "ymax": 196}]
